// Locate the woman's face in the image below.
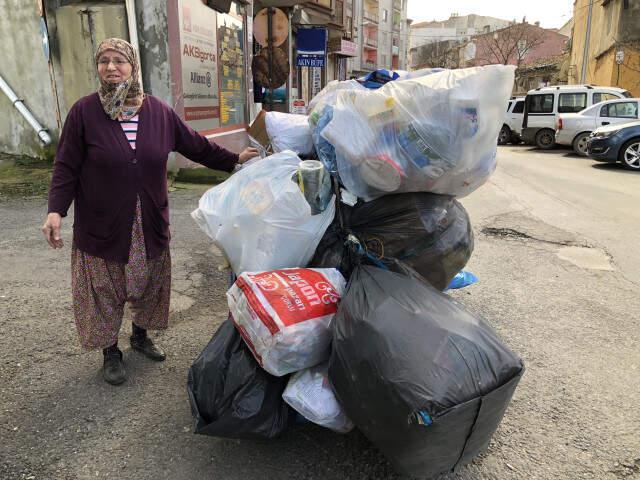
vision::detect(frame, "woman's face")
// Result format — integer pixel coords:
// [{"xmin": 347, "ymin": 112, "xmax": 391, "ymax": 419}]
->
[{"xmin": 97, "ymin": 50, "xmax": 132, "ymax": 84}]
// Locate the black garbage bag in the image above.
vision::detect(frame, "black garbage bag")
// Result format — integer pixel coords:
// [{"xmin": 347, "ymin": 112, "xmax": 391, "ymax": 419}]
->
[
  {"xmin": 329, "ymin": 266, "xmax": 524, "ymax": 478},
  {"xmin": 187, "ymin": 319, "xmax": 292, "ymax": 439},
  {"xmin": 310, "ymin": 192, "xmax": 473, "ymax": 290}
]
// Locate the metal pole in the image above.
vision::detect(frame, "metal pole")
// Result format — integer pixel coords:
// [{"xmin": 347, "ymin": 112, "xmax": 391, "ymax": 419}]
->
[
  {"xmin": 0, "ymin": 74, "xmax": 52, "ymax": 145},
  {"xmin": 267, "ymin": 6, "xmax": 274, "ymax": 110},
  {"xmin": 580, "ymin": 0, "xmax": 594, "ymax": 84}
]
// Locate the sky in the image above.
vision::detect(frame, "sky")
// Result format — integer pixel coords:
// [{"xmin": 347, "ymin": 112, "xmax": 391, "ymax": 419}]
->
[{"xmin": 407, "ymin": 0, "xmax": 574, "ymax": 30}]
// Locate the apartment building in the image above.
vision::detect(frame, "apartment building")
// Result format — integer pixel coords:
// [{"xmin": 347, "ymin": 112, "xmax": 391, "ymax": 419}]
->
[{"xmin": 348, "ymin": 0, "xmax": 409, "ymax": 76}]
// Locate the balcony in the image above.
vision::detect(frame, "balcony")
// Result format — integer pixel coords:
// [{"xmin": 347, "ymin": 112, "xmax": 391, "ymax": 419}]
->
[
  {"xmin": 363, "ymin": 59, "xmax": 376, "ymax": 70},
  {"xmin": 363, "ymin": 9, "xmax": 378, "ymax": 24},
  {"xmin": 364, "ymin": 36, "xmax": 378, "ymax": 49}
]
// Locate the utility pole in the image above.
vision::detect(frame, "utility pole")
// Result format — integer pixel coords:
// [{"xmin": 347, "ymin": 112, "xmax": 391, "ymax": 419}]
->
[{"xmin": 580, "ymin": 0, "xmax": 593, "ymax": 84}]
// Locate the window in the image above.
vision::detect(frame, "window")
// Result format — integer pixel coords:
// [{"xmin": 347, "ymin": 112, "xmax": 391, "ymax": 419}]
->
[
  {"xmin": 529, "ymin": 94, "xmax": 554, "ymax": 113},
  {"xmin": 593, "ymin": 92, "xmax": 621, "ymax": 103},
  {"xmin": 382, "ymin": 8, "xmax": 388, "ymax": 22},
  {"xmin": 600, "ymin": 102, "xmax": 638, "ymax": 118},
  {"xmin": 558, "ymin": 93, "xmax": 587, "ymax": 113},
  {"xmin": 513, "ymin": 101, "xmax": 525, "ymax": 113}
]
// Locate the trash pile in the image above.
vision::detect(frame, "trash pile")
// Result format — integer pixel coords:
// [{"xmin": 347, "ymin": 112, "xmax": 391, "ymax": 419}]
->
[{"xmin": 188, "ymin": 65, "xmax": 524, "ymax": 479}]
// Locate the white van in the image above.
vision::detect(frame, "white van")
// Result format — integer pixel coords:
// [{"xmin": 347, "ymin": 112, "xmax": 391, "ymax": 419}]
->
[
  {"xmin": 521, "ymin": 85, "xmax": 631, "ymax": 149},
  {"xmin": 499, "ymin": 97, "xmax": 525, "ymax": 144}
]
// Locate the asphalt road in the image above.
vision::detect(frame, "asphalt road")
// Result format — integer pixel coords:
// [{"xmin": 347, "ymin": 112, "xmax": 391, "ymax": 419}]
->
[{"xmin": 1, "ymin": 147, "xmax": 639, "ymax": 480}]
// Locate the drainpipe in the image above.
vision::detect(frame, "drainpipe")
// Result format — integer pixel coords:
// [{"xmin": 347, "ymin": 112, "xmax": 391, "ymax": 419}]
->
[
  {"xmin": 124, "ymin": 0, "xmax": 144, "ymax": 87},
  {"xmin": 580, "ymin": 0, "xmax": 594, "ymax": 84},
  {"xmin": 0, "ymin": 74, "xmax": 52, "ymax": 145}
]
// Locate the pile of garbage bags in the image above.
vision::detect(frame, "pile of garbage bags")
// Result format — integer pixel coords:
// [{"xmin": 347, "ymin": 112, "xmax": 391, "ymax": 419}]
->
[{"xmin": 188, "ymin": 65, "xmax": 524, "ymax": 479}]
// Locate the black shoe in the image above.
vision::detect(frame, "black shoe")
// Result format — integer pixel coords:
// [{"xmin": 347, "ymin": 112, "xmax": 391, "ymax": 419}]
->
[
  {"xmin": 130, "ymin": 336, "xmax": 166, "ymax": 362},
  {"xmin": 103, "ymin": 348, "xmax": 126, "ymax": 385}
]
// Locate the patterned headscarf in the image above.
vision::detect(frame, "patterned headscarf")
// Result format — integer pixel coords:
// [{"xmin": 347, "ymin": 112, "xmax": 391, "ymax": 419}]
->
[{"xmin": 95, "ymin": 38, "xmax": 144, "ymax": 121}]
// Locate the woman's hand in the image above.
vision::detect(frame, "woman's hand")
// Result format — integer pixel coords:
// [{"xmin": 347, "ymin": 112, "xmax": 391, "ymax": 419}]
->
[
  {"xmin": 238, "ymin": 147, "xmax": 260, "ymax": 164},
  {"xmin": 42, "ymin": 213, "xmax": 64, "ymax": 249}
]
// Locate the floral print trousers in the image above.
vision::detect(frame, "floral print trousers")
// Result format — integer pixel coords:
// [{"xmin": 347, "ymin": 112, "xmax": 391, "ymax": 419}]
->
[{"xmin": 71, "ymin": 198, "xmax": 171, "ymax": 350}]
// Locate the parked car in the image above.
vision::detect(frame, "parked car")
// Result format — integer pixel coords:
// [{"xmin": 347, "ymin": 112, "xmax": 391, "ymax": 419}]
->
[
  {"xmin": 587, "ymin": 120, "xmax": 640, "ymax": 170},
  {"xmin": 522, "ymin": 85, "xmax": 631, "ymax": 149},
  {"xmin": 556, "ymin": 98, "xmax": 640, "ymax": 156},
  {"xmin": 499, "ymin": 97, "xmax": 525, "ymax": 145}
]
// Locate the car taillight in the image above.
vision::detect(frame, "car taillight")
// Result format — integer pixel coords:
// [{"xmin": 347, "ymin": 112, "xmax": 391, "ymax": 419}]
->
[{"xmin": 557, "ymin": 118, "xmax": 563, "ymax": 130}]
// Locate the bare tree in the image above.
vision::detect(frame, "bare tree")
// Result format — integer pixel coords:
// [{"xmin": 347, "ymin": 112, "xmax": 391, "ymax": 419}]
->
[
  {"xmin": 475, "ymin": 23, "xmax": 546, "ymax": 67},
  {"xmin": 414, "ymin": 40, "xmax": 460, "ymax": 69}
]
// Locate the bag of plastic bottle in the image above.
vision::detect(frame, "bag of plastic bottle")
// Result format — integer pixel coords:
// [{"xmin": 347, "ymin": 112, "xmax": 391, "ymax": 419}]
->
[
  {"xmin": 191, "ymin": 151, "xmax": 335, "ymax": 275},
  {"xmin": 310, "ymin": 192, "xmax": 473, "ymax": 291},
  {"xmin": 227, "ymin": 267, "xmax": 347, "ymax": 377},
  {"xmin": 321, "ymin": 65, "xmax": 515, "ymax": 200},
  {"xmin": 282, "ymin": 361, "xmax": 354, "ymax": 433},
  {"xmin": 307, "ymin": 79, "xmax": 365, "ymax": 122},
  {"xmin": 329, "ymin": 266, "xmax": 524, "ymax": 478},
  {"xmin": 187, "ymin": 319, "xmax": 292, "ymax": 439},
  {"xmin": 265, "ymin": 111, "xmax": 314, "ymax": 155}
]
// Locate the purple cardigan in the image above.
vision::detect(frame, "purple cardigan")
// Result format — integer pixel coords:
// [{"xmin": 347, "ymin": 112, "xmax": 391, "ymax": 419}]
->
[{"xmin": 48, "ymin": 93, "xmax": 239, "ymax": 263}]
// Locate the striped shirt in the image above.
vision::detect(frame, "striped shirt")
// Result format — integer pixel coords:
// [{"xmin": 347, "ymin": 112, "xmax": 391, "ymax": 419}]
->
[{"xmin": 119, "ymin": 115, "xmax": 139, "ymax": 150}]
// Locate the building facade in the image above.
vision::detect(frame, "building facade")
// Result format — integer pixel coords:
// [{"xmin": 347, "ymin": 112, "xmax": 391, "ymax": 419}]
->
[
  {"xmin": 0, "ymin": 0, "xmax": 410, "ymax": 160},
  {"xmin": 568, "ymin": 0, "xmax": 640, "ymax": 96},
  {"xmin": 464, "ymin": 22, "xmax": 568, "ymax": 68},
  {"xmin": 349, "ymin": 0, "xmax": 409, "ymax": 75},
  {"xmin": 409, "ymin": 14, "xmax": 512, "ymax": 70}
]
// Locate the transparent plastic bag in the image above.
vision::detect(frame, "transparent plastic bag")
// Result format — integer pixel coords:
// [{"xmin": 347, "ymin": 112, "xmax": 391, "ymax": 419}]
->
[
  {"xmin": 322, "ymin": 65, "xmax": 515, "ymax": 200},
  {"xmin": 191, "ymin": 151, "xmax": 335, "ymax": 275},
  {"xmin": 308, "ymin": 79, "xmax": 365, "ymax": 123},
  {"xmin": 283, "ymin": 362, "xmax": 354, "ymax": 433},
  {"xmin": 265, "ymin": 111, "xmax": 314, "ymax": 155},
  {"xmin": 227, "ymin": 268, "xmax": 346, "ymax": 377}
]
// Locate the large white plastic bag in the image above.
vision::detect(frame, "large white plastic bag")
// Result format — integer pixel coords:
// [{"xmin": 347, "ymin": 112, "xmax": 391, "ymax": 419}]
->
[
  {"xmin": 191, "ymin": 151, "xmax": 335, "ymax": 274},
  {"xmin": 265, "ymin": 111, "xmax": 314, "ymax": 155},
  {"xmin": 227, "ymin": 268, "xmax": 346, "ymax": 377},
  {"xmin": 283, "ymin": 362, "xmax": 354, "ymax": 433},
  {"xmin": 307, "ymin": 79, "xmax": 365, "ymax": 122},
  {"xmin": 322, "ymin": 65, "xmax": 515, "ymax": 200}
]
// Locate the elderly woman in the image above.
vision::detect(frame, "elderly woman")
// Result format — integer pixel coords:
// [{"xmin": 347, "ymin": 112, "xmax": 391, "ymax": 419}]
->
[{"xmin": 42, "ymin": 38, "xmax": 258, "ymax": 385}]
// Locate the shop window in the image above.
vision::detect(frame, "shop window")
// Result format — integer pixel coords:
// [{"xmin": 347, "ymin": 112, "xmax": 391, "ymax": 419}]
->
[{"xmin": 217, "ymin": 2, "xmax": 246, "ymax": 127}]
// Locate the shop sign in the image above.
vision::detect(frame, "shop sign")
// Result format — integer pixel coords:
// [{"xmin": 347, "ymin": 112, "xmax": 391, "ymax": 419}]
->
[
  {"xmin": 178, "ymin": 0, "xmax": 220, "ymax": 130},
  {"xmin": 296, "ymin": 27, "xmax": 327, "ymax": 67},
  {"xmin": 329, "ymin": 38, "xmax": 357, "ymax": 57}
]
